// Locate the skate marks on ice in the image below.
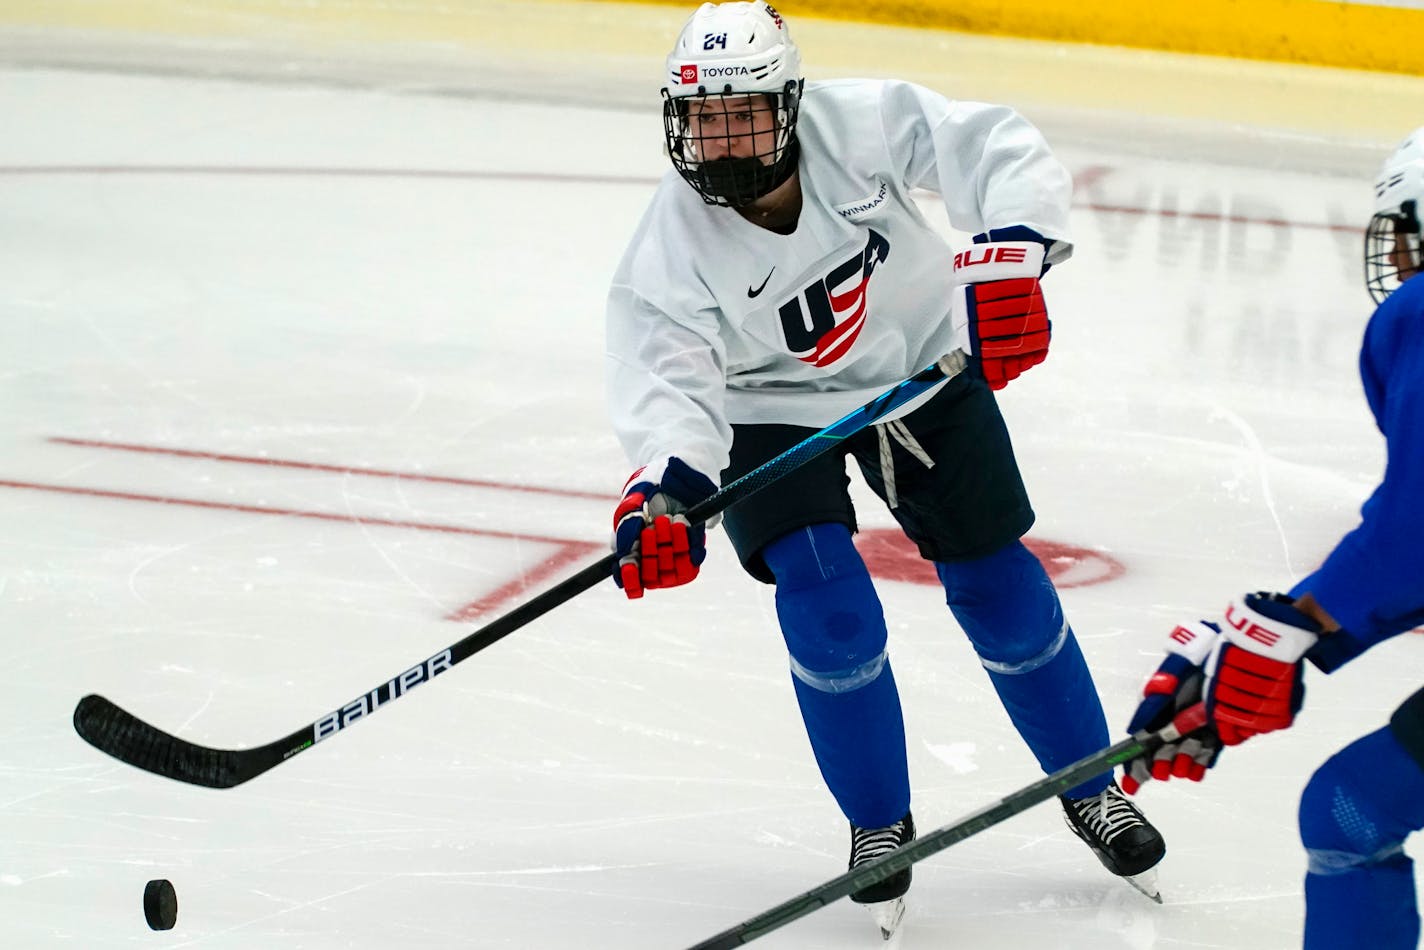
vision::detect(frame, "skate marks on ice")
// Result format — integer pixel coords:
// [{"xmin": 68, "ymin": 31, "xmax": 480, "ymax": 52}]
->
[{"xmin": 0, "ymin": 56, "xmax": 1396, "ymax": 948}]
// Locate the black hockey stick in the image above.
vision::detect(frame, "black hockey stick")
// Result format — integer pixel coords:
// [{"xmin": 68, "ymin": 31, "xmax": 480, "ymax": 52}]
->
[
  {"xmin": 685, "ymin": 703, "xmax": 1209, "ymax": 949},
  {"xmin": 73, "ymin": 350, "xmax": 970, "ymax": 789}
]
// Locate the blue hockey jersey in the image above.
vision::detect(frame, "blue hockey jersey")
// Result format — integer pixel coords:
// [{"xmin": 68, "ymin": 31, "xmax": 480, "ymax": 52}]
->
[{"xmin": 1299, "ymin": 273, "xmax": 1424, "ymax": 671}]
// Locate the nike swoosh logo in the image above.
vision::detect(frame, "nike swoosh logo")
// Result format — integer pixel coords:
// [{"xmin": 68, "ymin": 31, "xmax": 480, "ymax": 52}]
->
[{"xmin": 747, "ymin": 267, "xmax": 775, "ymax": 298}]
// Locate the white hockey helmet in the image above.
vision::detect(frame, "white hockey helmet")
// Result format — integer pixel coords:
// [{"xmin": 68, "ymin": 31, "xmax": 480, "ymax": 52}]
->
[
  {"xmin": 1364, "ymin": 127, "xmax": 1424, "ymax": 304},
  {"xmin": 661, "ymin": 2, "xmax": 804, "ymax": 207}
]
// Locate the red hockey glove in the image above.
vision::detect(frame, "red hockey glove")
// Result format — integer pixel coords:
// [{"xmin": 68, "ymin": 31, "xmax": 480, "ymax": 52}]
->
[
  {"xmin": 1206, "ymin": 592, "xmax": 1320, "ymax": 746},
  {"xmin": 1122, "ymin": 619, "xmax": 1223, "ymax": 795},
  {"xmin": 953, "ymin": 234, "xmax": 1050, "ymax": 390},
  {"xmin": 611, "ymin": 457, "xmax": 717, "ymax": 599}
]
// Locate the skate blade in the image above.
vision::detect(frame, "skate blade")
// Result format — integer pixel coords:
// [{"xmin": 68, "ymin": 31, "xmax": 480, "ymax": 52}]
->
[
  {"xmin": 864, "ymin": 897, "xmax": 906, "ymax": 940},
  {"xmin": 1123, "ymin": 868, "xmax": 1162, "ymax": 904}
]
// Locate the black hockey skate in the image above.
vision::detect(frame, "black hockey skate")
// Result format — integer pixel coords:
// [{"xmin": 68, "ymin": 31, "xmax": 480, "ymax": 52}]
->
[
  {"xmin": 849, "ymin": 811, "xmax": 915, "ymax": 939},
  {"xmin": 1062, "ymin": 781, "xmax": 1165, "ymax": 902}
]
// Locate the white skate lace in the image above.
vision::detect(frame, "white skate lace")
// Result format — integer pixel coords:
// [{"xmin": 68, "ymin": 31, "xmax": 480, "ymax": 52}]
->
[
  {"xmin": 850, "ymin": 817, "xmax": 911, "ymax": 867},
  {"xmin": 1068, "ymin": 786, "xmax": 1145, "ymax": 844}
]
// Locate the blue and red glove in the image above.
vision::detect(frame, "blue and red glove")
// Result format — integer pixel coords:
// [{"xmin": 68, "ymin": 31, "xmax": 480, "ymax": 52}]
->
[
  {"xmin": 953, "ymin": 228, "xmax": 1052, "ymax": 391},
  {"xmin": 1208, "ymin": 592, "xmax": 1320, "ymax": 745},
  {"xmin": 611, "ymin": 456, "xmax": 717, "ymax": 599},
  {"xmin": 1122, "ymin": 592, "xmax": 1322, "ymax": 794},
  {"xmin": 1122, "ymin": 619, "xmax": 1223, "ymax": 795}
]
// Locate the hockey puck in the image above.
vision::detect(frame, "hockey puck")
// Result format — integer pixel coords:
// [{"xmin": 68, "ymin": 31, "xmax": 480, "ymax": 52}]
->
[{"xmin": 143, "ymin": 879, "xmax": 178, "ymax": 931}]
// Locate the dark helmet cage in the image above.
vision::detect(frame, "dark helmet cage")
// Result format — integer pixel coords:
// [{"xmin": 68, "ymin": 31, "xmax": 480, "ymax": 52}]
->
[
  {"xmin": 663, "ymin": 80, "xmax": 802, "ymax": 208},
  {"xmin": 1365, "ymin": 199, "xmax": 1422, "ymax": 304}
]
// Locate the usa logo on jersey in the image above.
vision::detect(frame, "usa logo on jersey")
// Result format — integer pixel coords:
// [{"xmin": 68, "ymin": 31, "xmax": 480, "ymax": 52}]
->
[{"xmin": 777, "ymin": 230, "xmax": 890, "ymax": 367}]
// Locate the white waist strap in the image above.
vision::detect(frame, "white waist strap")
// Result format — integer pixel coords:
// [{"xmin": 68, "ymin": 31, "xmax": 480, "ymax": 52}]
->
[{"xmin": 874, "ymin": 419, "xmax": 935, "ymax": 509}]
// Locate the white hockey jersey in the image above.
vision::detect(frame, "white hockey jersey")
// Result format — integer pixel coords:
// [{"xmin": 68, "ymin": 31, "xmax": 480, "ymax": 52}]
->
[{"xmin": 605, "ymin": 78, "xmax": 1073, "ymax": 481}]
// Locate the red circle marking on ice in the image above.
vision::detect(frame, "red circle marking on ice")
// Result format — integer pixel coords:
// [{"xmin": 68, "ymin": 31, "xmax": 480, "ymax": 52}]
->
[{"xmin": 854, "ymin": 528, "xmax": 1125, "ymax": 588}]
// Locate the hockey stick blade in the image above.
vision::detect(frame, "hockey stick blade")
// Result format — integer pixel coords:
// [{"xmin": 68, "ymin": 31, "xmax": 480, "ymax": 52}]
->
[
  {"xmin": 71, "ymin": 556, "xmax": 614, "ymax": 788},
  {"xmin": 74, "ymin": 693, "xmax": 301, "ymax": 789},
  {"xmin": 685, "ymin": 704, "xmax": 1208, "ymax": 949},
  {"xmin": 72, "ymin": 352, "xmax": 969, "ymax": 789}
]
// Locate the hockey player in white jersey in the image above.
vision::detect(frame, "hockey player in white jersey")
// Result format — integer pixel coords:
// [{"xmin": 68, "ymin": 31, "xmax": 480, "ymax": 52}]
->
[{"xmin": 605, "ymin": 2, "xmax": 1165, "ymax": 934}]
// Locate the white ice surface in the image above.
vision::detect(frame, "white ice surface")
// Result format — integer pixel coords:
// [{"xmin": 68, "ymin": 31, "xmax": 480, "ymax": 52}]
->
[{"xmin": 1, "ymin": 37, "xmax": 1420, "ymax": 950}]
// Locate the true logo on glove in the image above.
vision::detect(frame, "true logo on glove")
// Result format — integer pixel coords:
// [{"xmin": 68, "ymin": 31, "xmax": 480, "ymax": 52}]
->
[
  {"xmin": 1168, "ymin": 625, "xmax": 1200, "ymax": 646},
  {"xmin": 1224, "ymin": 604, "xmax": 1283, "ymax": 648},
  {"xmin": 953, "ymin": 246, "xmax": 1029, "ymax": 269}
]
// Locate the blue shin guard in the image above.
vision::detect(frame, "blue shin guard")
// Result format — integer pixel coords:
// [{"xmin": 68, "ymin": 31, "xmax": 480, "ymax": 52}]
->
[
  {"xmin": 764, "ymin": 524, "xmax": 910, "ymax": 829},
  {"xmin": 936, "ymin": 541, "xmax": 1111, "ymax": 800},
  {"xmin": 1300, "ymin": 726, "xmax": 1424, "ymax": 950}
]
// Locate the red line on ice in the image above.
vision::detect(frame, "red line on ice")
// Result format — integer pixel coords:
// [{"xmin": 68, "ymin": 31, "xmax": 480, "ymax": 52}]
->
[
  {"xmin": 0, "ymin": 478, "xmax": 578, "ymax": 545},
  {"xmin": 0, "ymin": 165, "xmax": 656, "ymax": 187},
  {"xmin": 444, "ymin": 541, "xmax": 604, "ymax": 623},
  {"xmin": 48, "ymin": 436, "xmax": 611, "ymax": 501},
  {"xmin": 0, "ymin": 164, "xmax": 1362, "ymax": 234}
]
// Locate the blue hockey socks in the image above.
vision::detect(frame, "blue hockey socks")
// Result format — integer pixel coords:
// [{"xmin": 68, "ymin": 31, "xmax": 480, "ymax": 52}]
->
[
  {"xmin": 764, "ymin": 523, "xmax": 910, "ymax": 829},
  {"xmin": 936, "ymin": 540, "xmax": 1111, "ymax": 800}
]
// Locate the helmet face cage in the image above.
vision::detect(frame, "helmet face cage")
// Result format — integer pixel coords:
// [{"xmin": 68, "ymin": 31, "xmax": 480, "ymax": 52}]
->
[
  {"xmin": 1364, "ymin": 128, "xmax": 1424, "ymax": 304},
  {"xmin": 1365, "ymin": 200, "xmax": 1422, "ymax": 305},
  {"xmin": 662, "ymin": 83, "xmax": 801, "ymax": 207}
]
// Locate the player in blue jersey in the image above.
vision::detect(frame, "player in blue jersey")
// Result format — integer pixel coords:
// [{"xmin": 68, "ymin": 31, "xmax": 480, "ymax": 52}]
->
[{"xmin": 1122, "ymin": 126, "xmax": 1424, "ymax": 949}]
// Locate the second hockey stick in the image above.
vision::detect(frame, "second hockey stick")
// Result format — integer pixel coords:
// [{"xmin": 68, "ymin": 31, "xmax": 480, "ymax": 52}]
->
[
  {"xmin": 685, "ymin": 703, "xmax": 1209, "ymax": 949},
  {"xmin": 74, "ymin": 350, "xmax": 969, "ymax": 789}
]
